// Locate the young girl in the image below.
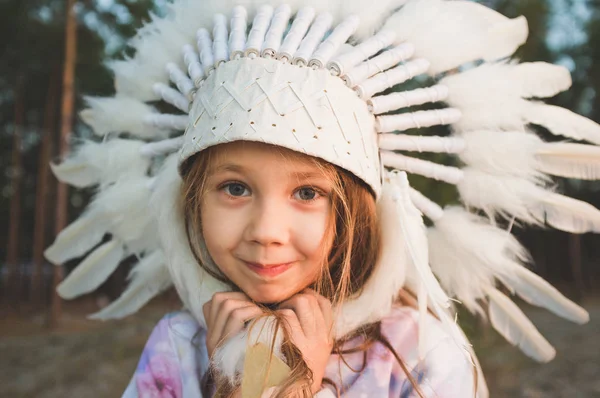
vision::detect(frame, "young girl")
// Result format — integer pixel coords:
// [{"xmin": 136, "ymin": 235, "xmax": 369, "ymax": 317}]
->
[
  {"xmin": 123, "ymin": 140, "xmax": 476, "ymax": 397},
  {"xmin": 46, "ymin": 1, "xmax": 596, "ymax": 397}
]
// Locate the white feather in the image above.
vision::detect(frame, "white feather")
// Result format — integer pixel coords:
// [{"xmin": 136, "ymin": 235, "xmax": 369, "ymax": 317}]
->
[
  {"xmin": 458, "ymin": 169, "xmax": 543, "ymax": 223},
  {"xmin": 46, "ymin": 177, "xmax": 156, "ymax": 268},
  {"xmin": 479, "ymin": 15, "xmax": 528, "ymax": 65},
  {"xmin": 388, "ymin": 171, "xmax": 449, "ymax": 307},
  {"xmin": 89, "ymin": 251, "xmax": 171, "ymax": 320},
  {"xmin": 500, "ymin": 266, "xmax": 589, "ymax": 324},
  {"xmin": 382, "ymin": 0, "xmax": 528, "ymax": 75},
  {"xmin": 536, "ymin": 142, "xmax": 600, "ymax": 180},
  {"xmin": 417, "ymin": 280, "xmax": 428, "ymax": 360},
  {"xmin": 533, "ymin": 191, "xmax": 600, "ymax": 234},
  {"xmin": 94, "ymin": 178, "xmax": 157, "ymax": 244},
  {"xmin": 512, "ymin": 62, "xmax": 572, "ymax": 98},
  {"xmin": 408, "ymin": 187, "xmax": 444, "ymax": 222},
  {"xmin": 245, "ymin": 316, "xmax": 285, "ymax": 358},
  {"xmin": 429, "ymin": 209, "xmax": 588, "ymax": 327},
  {"xmin": 49, "ymin": 160, "xmax": 99, "ymax": 188},
  {"xmin": 526, "ymin": 102, "xmax": 600, "ymax": 145},
  {"xmin": 112, "ymin": 17, "xmax": 191, "ymax": 100},
  {"xmin": 428, "ymin": 207, "xmax": 528, "ymax": 315},
  {"xmin": 109, "ymin": 59, "xmax": 161, "ymax": 102},
  {"xmin": 445, "ymin": 61, "xmax": 571, "ymax": 103},
  {"xmin": 212, "ymin": 328, "xmax": 249, "ymax": 383},
  {"xmin": 443, "ymin": 62, "xmax": 570, "ymax": 105},
  {"xmin": 459, "ymin": 170, "xmax": 600, "ymax": 232},
  {"xmin": 57, "ymin": 240, "xmax": 125, "ymax": 299},
  {"xmin": 460, "ymin": 130, "xmax": 546, "ymax": 180},
  {"xmin": 442, "ymin": 62, "xmax": 573, "ymax": 133},
  {"xmin": 133, "ymin": 16, "xmax": 191, "ymax": 61},
  {"xmin": 487, "ymin": 288, "xmax": 556, "ymax": 362},
  {"xmin": 44, "ymin": 211, "xmax": 110, "ymax": 264},
  {"xmin": 80, "ymin": 96, "xmax": 169, "ymax": 138},
  {"xmin": 338, "ymin": 0, "xmax": 409, "ymax": 40},
  {"xmin": 50, "ymin": 139, "xmax": 150, "ymax": 188}
]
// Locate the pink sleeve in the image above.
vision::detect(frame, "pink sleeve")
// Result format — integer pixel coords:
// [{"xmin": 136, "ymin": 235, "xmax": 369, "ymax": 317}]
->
[{"xmin": 122, "ymin": 311, "xmax": 208, "ymax": 398}]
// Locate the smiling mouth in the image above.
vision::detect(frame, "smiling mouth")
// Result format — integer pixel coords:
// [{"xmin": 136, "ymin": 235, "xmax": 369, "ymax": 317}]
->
[{"xmin": 242, "ymin": 261, "xmax": 294, "ymax": 277}]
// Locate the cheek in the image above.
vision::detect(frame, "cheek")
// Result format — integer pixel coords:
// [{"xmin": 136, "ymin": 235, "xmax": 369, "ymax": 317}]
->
[
  {"xmin": 200, "ymin": 201, "xmax": 244, "ymax": 256},
  {"xmin": 291, "ymin": 206, "xmax": 331, "ymax": 258}
]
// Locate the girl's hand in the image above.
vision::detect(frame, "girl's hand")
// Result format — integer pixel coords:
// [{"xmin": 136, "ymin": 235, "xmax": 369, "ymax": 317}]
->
[
  {"xmin": 203, "ymin": 292, "xmax": 264, "ymax": 358},
  {"xmin": 278, "ymin": 289, "xmax": 334, "ymax": 394}
]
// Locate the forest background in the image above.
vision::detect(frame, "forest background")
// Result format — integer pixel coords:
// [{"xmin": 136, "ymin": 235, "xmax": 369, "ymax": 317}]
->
[{"xmin": 1, "ymin": 0, "xmax": 599, "ymax": 397}]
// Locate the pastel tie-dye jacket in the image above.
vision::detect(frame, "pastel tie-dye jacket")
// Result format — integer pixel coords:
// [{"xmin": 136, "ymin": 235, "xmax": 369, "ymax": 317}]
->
[{"xmin": 122, "ymin": 306, "xmax": 476, "ymax": 397}]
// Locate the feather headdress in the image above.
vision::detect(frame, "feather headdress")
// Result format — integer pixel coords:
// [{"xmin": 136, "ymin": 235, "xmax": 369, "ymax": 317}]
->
[{"xmin": 46, "ymin": 1, "xmax": 597, "ymax": 396}]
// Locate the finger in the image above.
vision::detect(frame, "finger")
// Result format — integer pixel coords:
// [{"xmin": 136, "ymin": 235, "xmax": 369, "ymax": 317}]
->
[
  {"xmin": 316, "ymin": 295, "xmax": 334, "ymax": 341},
  {"xmin": 301, "ymin": 291, "xmax": 334, "ymax": 344},
  {"xmin": 303, "ymin": 289, "xmax": 333, "ymax": 328},
  {"xmin": 202, "ymin": 300, "xmax": 212, "ymax": 328},
  {"xmin": 211, "ymin": 300, "xmax": 259, "ymax": 343},
  {"xmin": 278, "ymin": 308, "xmax": 303, "ymax": 338},
  {"xmin": 207, "ymin": 301, "xmax": 258, "ymax": 355},
  {"xmin": 221, "ymin": 305, "xmax": 264, "ymax": 340},
  {"xmin": 279, "ymin": 294, "xmax": 321, "ymax": 336},
  {"xmin": 210, "ymin": 291, "xmax": 253, "ymax": 324}
]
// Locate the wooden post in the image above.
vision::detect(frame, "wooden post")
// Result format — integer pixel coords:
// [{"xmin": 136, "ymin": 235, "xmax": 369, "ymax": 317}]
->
[
  {"xmin": 4, "ymin": 78, "xmax": 25, "ymax": 307},
  {"xmin": 50, "ymin": 0, "xmax": 77, "ymax": 328}
]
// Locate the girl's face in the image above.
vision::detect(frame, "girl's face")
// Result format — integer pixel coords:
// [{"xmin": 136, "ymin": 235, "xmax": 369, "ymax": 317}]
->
[{"xmin": 200, "ymin": 141, "xmax": 335, "ymax": 304}]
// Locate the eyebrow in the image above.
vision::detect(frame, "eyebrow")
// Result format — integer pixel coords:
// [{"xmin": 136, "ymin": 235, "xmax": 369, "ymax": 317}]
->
[
  {"xmin": 209, "ymin": 163, "xmax": 328, "ymax": 181},
  {"xmin": 290, "ymin": 171, "xmax": 328, "ymax": 180},
  {"xmin": 209, "ymin": 164, "xmax": 245, "ymax": 174}
]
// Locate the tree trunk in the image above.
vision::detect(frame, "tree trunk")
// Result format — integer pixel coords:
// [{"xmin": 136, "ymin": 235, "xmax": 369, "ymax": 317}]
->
[
  {"xmin": 50, "ymin": 0, "xmax": 77, "ymax": 328},
  {"xmin": 4, "ymin": 78, "xmax": 25, "ymax": 307},
  {"xmin": 31, "ymin": 66, "xmax": 59, "ymax": 306}
]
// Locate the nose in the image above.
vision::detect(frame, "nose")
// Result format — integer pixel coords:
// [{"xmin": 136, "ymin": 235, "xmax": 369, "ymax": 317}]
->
[{"xmin": 244, "ymin": 199, "xmax": 290, "ymax": 246}]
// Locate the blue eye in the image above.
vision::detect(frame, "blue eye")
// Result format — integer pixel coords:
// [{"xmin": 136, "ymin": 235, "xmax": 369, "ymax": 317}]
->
[
  {"xmin": 223, "ymin": 182, "xmax": 250, "ymax": 197},
  {"xmin": 294, "ymin": 187, "xmax": 318, "ymax": 201}
]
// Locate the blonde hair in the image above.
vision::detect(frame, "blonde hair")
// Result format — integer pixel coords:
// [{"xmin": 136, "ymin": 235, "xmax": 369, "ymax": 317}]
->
[{"xmin": 181, "ymin": 143, "xmax": 428, "ymax": 397}]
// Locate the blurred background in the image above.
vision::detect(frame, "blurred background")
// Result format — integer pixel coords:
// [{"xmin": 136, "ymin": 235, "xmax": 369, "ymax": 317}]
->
[{"xmin": 1, "ymin": 0, "xmax": 599, "ymax": 397}]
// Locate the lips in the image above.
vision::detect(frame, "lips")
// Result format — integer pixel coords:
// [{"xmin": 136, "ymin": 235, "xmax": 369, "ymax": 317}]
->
[{"xmin": 243, "ymin": 260, "xmax": 294, "ymax": 277}]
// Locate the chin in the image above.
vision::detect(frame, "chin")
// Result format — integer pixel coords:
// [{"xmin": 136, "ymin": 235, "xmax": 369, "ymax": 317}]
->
[{"xmin": 245, "ymin": 286, "xmax": 298, "ymax": 305}]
